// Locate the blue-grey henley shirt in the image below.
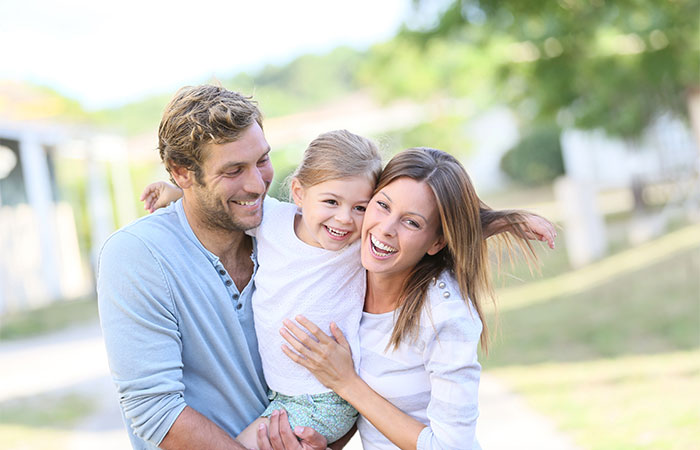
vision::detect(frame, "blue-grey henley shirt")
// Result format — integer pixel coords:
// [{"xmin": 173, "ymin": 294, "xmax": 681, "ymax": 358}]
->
[{"xmin": 97, "ymin": 199, "xmax": 268, "ymax": 449}]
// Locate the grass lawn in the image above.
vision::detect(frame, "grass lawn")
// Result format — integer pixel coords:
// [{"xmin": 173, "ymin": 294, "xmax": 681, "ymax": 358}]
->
[
  {"xmin": 0, "ymin": 394, "xmax": 96, "ymax": 450},
  {"xmin": 0, "ymin": 297, "xmax": 98, "ymax": 341},
  {"xmin": 482, "ymin": 226, "xmax": 700, "ymax": 449}
]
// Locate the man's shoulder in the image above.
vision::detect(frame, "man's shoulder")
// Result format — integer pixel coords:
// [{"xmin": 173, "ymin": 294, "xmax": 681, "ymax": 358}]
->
[{"xmin": 100, "ymin": 205, "xmax": 186, "ymax": 261}]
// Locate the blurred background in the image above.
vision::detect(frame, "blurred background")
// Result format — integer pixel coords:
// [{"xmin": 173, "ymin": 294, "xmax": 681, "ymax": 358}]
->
[{"xmin": 0, "ymin": 0, "xmax": 698, "ymax": 449}]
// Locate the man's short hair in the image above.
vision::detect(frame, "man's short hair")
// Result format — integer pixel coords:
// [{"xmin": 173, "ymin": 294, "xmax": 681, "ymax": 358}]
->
[{"xmin": 158, "ymin": 85, "xmax": 263, "ymax": 185}]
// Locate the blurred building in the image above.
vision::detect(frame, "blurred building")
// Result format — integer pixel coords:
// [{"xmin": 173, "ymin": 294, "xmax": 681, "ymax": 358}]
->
[{"xmin": 0, "ymin": 120, "xmax": 134, "ymax": 316}]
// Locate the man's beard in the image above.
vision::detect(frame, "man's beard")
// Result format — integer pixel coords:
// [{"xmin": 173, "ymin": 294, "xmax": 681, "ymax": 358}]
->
[{"xmin": 193, "ymin": 185, "xmax": 263, "ymax": 232}]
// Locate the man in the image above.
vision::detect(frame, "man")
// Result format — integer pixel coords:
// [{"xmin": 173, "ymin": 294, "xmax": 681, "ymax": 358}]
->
[{"xmin": 97, "ymin": 85, "xmax": 328, "ymax": 449}]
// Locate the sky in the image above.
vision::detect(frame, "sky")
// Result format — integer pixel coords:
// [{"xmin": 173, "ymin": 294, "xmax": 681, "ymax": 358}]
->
[{"xmin": 0, "ymin": 0, "xmax": 410, "ymax": 110}]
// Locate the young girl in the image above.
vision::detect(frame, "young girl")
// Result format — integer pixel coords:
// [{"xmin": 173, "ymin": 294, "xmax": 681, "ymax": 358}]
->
[{"xmin": 143, "ymin": 129, "xmax": 382, "ymax": 446}]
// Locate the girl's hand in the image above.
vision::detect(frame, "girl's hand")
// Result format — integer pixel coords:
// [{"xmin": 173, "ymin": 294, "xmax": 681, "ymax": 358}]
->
[
  {"xmin": 522, "ymin": 214, "xmax": 557, "ymax": 249},
  {"xmin": 139, "ymin": 181, "xmax": 183, "ymax": 213},
  {"xmin": 280, "ymin": 316, "xmax": 357, "ymax": 395}
]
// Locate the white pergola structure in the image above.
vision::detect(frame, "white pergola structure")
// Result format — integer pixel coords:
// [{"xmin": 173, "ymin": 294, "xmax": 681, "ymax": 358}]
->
[{"xmin": 0, "ymin": 121, "xmax": 136, "ymax": 315}]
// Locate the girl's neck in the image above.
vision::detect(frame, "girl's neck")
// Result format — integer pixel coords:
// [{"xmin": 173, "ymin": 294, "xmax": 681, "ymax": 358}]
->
[{"xmin": 364, "ymin": 270, "xmax": 409, "ymax": 314}]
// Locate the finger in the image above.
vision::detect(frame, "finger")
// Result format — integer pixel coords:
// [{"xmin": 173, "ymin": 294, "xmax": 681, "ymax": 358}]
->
[
  {"xmin": 329, "ymin": 322, "xmax": 351, "ymax": 351},
  {"xmin": 277, "ymin": 410, "xmax": 301, "ymax": 448},
  {"xmin": 256, "ymin": 421, "xmax": 273, "ymax": 450},
  {"xmin": 280, "ymin": 327, "xmax": 316, "ymax": 359},
  {"xmin": 280, "ymin": 341, "xmax": 313, "ymax": 369},
  {"xmin": 294, "ymin": 424, "xmax": 328, "ymax": 448},
  {"xmin": 282, "ymin": 319, "xmax": 323, "ymax": 351},
  {"xmin": 268, "ymin": 410, "xmax": 286, "ymax": 450},
  {"xmin": 294, "ymin": 315, "xmax": 332, "ymax": 344}
]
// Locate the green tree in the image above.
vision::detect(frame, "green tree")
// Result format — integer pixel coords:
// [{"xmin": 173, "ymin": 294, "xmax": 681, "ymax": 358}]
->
[{"xmin": 403, "ymin": 0, "xmax": 699, "ymax": 139}]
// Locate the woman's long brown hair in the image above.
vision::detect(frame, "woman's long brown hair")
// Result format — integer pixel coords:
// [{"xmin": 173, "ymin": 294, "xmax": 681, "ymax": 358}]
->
[{"xmin": 379, "ymin": 148, "xmax": 538, "ymax": 353}]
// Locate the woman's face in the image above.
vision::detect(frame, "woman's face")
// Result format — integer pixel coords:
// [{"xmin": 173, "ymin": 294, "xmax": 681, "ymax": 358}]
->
[{"xmin": 361, "ymin": 177, "xmax": 445, "ymax": 279}]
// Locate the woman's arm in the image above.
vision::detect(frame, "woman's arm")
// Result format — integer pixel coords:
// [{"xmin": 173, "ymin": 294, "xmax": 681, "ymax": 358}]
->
[
  {"xmin": 415, "ymin": 299, "xmax": 481, "ymax": 449},
  {"xmin": 280, "ymin": 317, "xmax": 426, "ymax": 450}
]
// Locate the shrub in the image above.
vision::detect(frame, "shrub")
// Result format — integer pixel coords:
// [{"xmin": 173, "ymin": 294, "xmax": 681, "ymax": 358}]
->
[{"xmin": 500, "ymin": 124, "xmax": 565, "ymax": 186}]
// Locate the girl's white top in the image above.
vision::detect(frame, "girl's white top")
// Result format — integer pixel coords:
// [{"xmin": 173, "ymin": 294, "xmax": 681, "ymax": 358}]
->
[
  {"xmin": 357, "ymin": 272, "xmax": 482, "ymax": 450},
  {"xmin": 251, "ymin": 197, "xmax": 364, "ymax": 396}
]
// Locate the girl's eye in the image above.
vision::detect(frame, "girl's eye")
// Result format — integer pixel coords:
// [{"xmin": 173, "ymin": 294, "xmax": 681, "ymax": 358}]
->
[
  {"xmin": 354, "ymin": 205, "xmax": 367, "ymax": 213},
  {"xmin": 324, "ymin": 199, "xmax": 338, "ymax": 205}
]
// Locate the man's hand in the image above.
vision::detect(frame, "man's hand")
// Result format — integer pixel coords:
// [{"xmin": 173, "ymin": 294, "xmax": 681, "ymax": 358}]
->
[{"xmin": 256, "ymin": 410, "xmax": 328, "ymax": 450}]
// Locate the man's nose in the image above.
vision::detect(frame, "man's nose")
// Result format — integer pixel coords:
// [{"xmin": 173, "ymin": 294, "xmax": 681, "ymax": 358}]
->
[{"xmin": 243, "ymin": 167, "xmax": 266, "ymax": 195}]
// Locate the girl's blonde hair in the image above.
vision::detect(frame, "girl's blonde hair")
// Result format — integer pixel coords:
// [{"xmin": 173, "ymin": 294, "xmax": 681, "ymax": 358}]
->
[
  {"xmin": 292, "ymin": 130, "xmax": 382, "ymax": 188},
  {"xmin": 380, "ymin": 147, "xmax": 538, "ymax": 353}
]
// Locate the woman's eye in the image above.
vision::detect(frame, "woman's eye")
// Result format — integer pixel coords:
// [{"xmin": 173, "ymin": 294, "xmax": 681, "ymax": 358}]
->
[
  {"xmin": 406, "ymin": 219, "xmax": 420, "ymax": 228},
  {"xmin": 377, "ymin": 201, "xmax": 388, "ymax": 210},
  {"xmin": 324, "ymin": 199, "xmax": 338, "ymax": 205}
]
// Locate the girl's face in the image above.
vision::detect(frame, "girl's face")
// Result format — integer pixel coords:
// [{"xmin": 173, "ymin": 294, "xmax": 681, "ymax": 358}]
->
[
  {"xmin": 292, "ymin": 175, "xmax": 374, "ymax": 251},
  {"xmin": 361, "ymin": 177, "xmax": 445, "ymax": 279}
]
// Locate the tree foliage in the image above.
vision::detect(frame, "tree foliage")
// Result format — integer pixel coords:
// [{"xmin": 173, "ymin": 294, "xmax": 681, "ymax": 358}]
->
[{"xmin": 392, "ymin": 0, "xmax": 700, "ymax": 138}]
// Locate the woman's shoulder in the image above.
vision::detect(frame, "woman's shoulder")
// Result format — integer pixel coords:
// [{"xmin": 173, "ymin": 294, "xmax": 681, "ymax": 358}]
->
[{"xmin": 421, "ymin": 271, "xmax": 482, "ymax": 339}]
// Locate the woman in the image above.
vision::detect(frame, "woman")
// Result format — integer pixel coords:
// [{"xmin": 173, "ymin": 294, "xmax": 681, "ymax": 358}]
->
[{"xmin": 281, "ymin": 147, "xmax": 543, "ymax": 449}]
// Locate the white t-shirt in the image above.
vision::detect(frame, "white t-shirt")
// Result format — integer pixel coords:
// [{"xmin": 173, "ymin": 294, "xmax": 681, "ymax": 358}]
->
[{"xmin": 250, "ymin": 197, "xmax": 364, "ymax": 395}]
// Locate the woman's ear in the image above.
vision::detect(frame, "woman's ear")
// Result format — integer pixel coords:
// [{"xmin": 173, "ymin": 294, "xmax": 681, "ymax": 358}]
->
[
  {"xmin": 290, "ymin": 177, "xmax": 305, "ymax": 208},
  {"xmin": 426, "ymin": 236, "xmax": 447, "ymax": 256}
]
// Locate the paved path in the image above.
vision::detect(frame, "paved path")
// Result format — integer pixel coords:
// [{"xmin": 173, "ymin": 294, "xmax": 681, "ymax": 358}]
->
[{"xmin": 1, "ymin": 323, "xmax": 578, "ymax": 449}]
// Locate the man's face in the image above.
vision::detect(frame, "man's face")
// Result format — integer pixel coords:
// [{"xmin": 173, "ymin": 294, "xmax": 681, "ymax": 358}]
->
[{"xmin": 189, "ymin": 122, "xmax": 274, "ymax": 232}]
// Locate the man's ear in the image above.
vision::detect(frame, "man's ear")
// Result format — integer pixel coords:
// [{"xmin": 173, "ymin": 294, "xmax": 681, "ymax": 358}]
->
[
  {"xmin": 426, "ymin": 236, "xmax": 447, "ymax": 256},
  {"xmin": 170, "ymin": 164, "xmax": 194, "ymax": 189},
  {"xmin": 290, "ymin": 177, "xmax": 305, "ymax": 208}
]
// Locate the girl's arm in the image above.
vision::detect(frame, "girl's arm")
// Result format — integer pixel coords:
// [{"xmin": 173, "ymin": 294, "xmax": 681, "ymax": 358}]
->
[
  {"xmin": 279, "ymin": 317, "xmax": 427, "ymax": 450},
  {"xmin": 140, "ymin": 181, "xmax": 184, "ymax": 213},
  {"xmin": 480, "ymin": 203, "xmax": 557, "ymax": 249}
]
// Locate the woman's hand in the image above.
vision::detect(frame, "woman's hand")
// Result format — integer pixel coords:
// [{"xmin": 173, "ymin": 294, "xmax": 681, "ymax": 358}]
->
[
  {"xmin": 280, "ymin": 316, "xmax": 357, "ymax": 396},
  {"xmin": 140, "ymin": 181, "xmax": 183, "ymax": 213},
  {"xmin": 522, "ymin": 214, "xmax": 557, "ymax": 249}
]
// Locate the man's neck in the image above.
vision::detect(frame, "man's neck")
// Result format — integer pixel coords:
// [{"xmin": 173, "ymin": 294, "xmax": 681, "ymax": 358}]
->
[{"xmin": 182, "ymin": 198, "xmax": 254, "ymax": 290}]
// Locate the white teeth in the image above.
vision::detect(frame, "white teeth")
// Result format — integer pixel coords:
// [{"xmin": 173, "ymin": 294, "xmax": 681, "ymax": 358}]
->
[
  {"xmin": 326, "ymin": 226, "xmax": 349, "ymax": 237},
  {"xmin": 370, "ymin": 235, "xmax": 397, "ymax": 254},
  {"xmin": 233, "ymin": 199, "xmax": 258, "ymax": 206}
]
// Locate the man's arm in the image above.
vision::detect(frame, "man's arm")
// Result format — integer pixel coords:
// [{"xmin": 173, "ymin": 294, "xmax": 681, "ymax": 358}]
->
[
  {"xmin": 160, "ymin": 407, "xmax": 247, "ymax": 450},
  {"xmin": 98, "ymin": 231, "xmax": 244, "ymax": 448}
]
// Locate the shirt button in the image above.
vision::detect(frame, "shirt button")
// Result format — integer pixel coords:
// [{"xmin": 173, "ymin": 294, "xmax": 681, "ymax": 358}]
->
[
  {"xmin": 236, "ymin": 303, "xmax": 243, "ymax": 310},
  {"xmin": 443, "ymin": 291, "xmax": 450, "ymax": 298},
  {"xmin": 438, "ymin": 281, "xmax": 446, "ymax": 289},
  {"xmin": 232, "ymin": 293, "xmax": 239, "ymax": 300},
  {"xmin": 225, "ymin": 280, "xmax": 232, "ymax": 286},
  {"xmin": 219, "ymin": 269, "xmax": 226, "ymax": 275}
]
